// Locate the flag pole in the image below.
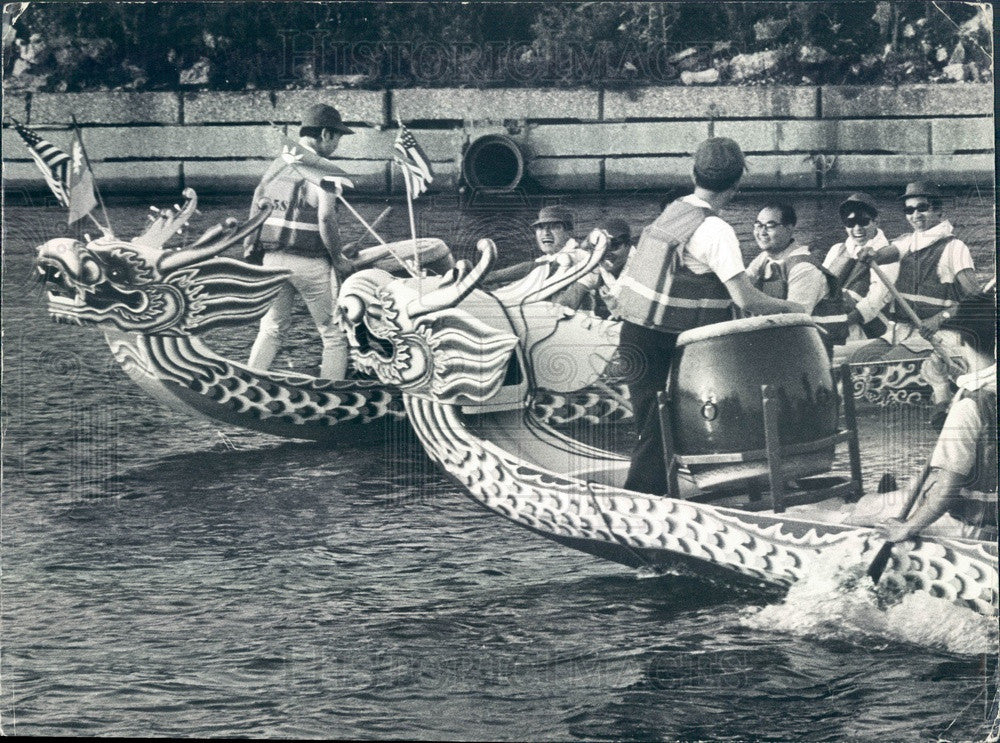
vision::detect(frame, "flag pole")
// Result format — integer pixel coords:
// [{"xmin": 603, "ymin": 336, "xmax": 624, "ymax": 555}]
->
[
  {"xmin": 70, "ymin": 114, "xmax": 113, "ymax": 235},
  {"xmin": 398, "ymin": 160, "xmax": 422, "ymax": 276}
]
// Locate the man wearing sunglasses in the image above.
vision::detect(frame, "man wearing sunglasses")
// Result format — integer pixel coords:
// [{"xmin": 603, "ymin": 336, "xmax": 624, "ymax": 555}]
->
[
  {"xmin": 860, "ymin": 182, "xmax": 982, "ymax": 419},
  {"xmin": 822, "ymin": 193, "xmax": 891, "ymax": 340}
]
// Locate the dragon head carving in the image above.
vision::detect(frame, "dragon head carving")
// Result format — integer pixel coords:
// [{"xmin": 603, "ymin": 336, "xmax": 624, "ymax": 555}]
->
[
  {"xmin": 35, "ymin": 190, "xmax": 289, "ymax": 335},
  {"xmin": 338, "ymin": 240, "xmax": 520, "ymax": 405},
  {"xmin": 338, "ymin": 231, "xmax": 621, "ymax": 407}
]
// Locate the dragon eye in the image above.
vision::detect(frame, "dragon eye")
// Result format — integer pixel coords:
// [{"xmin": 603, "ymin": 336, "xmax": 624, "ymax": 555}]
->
[
  {"xmin": 340, "ymin": 295, "xmax": 365, "ymax": 324},
  {"xmin": 80, "ymin": 258, "xmax": 102, "ymax": 284}
]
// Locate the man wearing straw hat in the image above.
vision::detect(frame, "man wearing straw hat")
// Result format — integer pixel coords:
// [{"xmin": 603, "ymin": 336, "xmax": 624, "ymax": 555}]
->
[{"xmin": 246, "ymin": 103, "xmax": 356, "ymax": 380}]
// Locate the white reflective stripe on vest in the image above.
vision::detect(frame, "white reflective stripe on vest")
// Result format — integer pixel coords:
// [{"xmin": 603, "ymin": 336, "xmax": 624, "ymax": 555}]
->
[
  {"xmin": 814, "ymin": 315, "xmax": 848, "ymax": 323},
  {"xmin": 897, "ymin": 292, "xmax": 952, "ymax": 306},
  {"xmin": 616, "ymin": 275, "xmax": 731, "ymax": 309},
  {"xmin": 264, "ymin": 217, "xmax": 320, "ymax": 232}
]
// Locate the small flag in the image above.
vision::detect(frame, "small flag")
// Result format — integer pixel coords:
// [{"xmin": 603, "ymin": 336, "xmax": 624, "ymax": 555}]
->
[
  {"xmin": 278, "ymin": 135, "xmax": 354, "ymax": 190},
  {"xmin": 67, "ymin": 129, "xmax": 98, "ymax": 225},
  {"xmin": 393, "ymin": 123, "xmax": 434, "ymax": 198},
  {"xmin": 12, "ymin": 119, "xmax": 70, "ymax": 207}
]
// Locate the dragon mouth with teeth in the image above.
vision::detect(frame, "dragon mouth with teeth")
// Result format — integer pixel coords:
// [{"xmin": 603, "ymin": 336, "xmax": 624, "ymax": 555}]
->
[
  {"xmin": 37, "ymin": 245, "xmax": 153, "ymax": 325},
  {"xmin": 337, "ymin": 242, "xmax": 522, "ymax": 404},
  {"xmin": 32, "ymin": 195, "xmax": 291, "ymax": 337}
]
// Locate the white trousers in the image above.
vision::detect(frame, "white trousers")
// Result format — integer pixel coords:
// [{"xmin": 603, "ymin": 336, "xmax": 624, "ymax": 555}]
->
[{"xmin": 247, "ymin": 252, "xmax": 349, "ymax": 380}]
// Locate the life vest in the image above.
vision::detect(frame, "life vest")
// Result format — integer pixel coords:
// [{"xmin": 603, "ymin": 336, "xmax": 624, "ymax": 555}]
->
[
  {"xmin": 612, "ymin": 200, "xmax": 733, "ymax": 333},
  {"xmin": 256, "ymin": 156, "xmax": 333, "ymax": 260},
  {"xmin": 751, "ymin": 252, "xmax": 850, "ymax": 345},
  {"xmin": 827, "ymin": 248, "xmax": 871, "ymax": 301},
  {"xmin": 886, "ymin": 236, "xmax": 959, "ymax": 322},
  {"xmin": 945, "ymin": 387, "xmax": 998, "ymax": 532}
]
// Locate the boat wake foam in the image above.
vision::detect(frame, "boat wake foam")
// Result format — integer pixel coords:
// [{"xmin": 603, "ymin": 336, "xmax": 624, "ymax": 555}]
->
[{"xmin": 739, "ymin": 540, "xmax": 997, "ymax": 655}]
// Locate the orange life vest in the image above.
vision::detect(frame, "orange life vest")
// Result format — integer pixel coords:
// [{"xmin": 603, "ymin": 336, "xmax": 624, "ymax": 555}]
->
[
  {"xmin": 256, "ymin": 156, "xmax": 335, "ymax": 261},
  {"xmin": 612, "ymin": 200, "xmax": 733, "ymax": 333}
]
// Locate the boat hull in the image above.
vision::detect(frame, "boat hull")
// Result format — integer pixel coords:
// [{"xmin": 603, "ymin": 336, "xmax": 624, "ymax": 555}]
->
[{"xmin": 404, "ymin": 395, "xmax": 999, "ymax": 617}]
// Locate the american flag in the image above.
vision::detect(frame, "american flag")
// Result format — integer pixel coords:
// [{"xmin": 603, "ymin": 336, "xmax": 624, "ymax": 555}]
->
[
  {"xmin": 393, "ymin": 123, "xmax": 434, "ymax": 198},
  {"xmin": 12, "ymin": 119, "xmax": 70, "ymax": 206}
]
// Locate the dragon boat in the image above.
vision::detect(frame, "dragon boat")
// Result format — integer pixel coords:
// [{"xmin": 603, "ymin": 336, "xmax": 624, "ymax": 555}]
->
[
  {"xmin": 33, "ymin": 190, "xmax": 631, "ymax": 442},
  {"xmin": 335, "ymin": 234, "xmax": 998, "ymax": 617}
]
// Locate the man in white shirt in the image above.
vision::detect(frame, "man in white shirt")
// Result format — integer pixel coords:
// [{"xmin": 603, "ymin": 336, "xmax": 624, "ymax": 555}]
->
[
  {"xmin": 745, "ymin": 202, "xmax": 848, "ymax": 347},
  {"xmin": 486, "ymin": 205, "xmax": 597, "ymax": 310},
  {"xmin": 746, "ymin": 202, "xmax": 828, "ymax": 313},
  {"xmin": 878, "ymin": 292, "xmax": 997, "ymax": 542},
  {"xmin": 246, "ymin": 103, "xmax": 355, "ymax": 380},
  {"xmin": 611, "ymin": 138, "xmax": 803, "ymax": 494},
  {"xmin": 864, "ymin": 181, "xmax": 982, "ymax": 417}
]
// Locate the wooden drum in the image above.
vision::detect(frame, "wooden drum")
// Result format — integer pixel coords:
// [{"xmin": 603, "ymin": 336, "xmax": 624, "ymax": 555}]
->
[{"xmin": 667, "ymin": 314, "xmax": 838, "ymax": 491}]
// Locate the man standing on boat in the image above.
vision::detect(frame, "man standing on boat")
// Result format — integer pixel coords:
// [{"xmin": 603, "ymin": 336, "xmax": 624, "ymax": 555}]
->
[
  {"xmin": 611, "ymin": 137, "xmax": 803, "ymax": 495},
  {"xmin": 877, "ymin": 291, "xmax": 997, "ymax": 542},
  {"xmin": 822, "ymin": 193, "xmax": 891, "ymax": 341},
  {"xmin": 246, "ymin": 103, "xmax": 356, "ymax": 380},
  {"xmin": 746, "ymin": 201, "xmax": 849, "ymax": 346}
]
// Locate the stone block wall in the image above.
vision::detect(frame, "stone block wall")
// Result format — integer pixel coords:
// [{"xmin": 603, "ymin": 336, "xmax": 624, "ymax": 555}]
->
[{"xmin": 2, "ymin": 84, "xmax": 993, "ymax": 196}]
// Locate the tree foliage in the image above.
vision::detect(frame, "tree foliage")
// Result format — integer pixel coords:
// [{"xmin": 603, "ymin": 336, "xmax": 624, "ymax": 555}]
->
[{"xmin": 4, "ymin": 1, "xmax": 991, "ymax": 91}]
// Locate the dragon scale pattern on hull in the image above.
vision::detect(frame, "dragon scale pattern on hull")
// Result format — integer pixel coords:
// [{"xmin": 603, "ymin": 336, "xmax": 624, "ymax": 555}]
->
[
  {"xmin": 104, "ymin": 330, "xmax": 633, "ymax": 436},
  {"xmin": 403, "ymin": 396, "xmax": 999, "ymax": 616}
]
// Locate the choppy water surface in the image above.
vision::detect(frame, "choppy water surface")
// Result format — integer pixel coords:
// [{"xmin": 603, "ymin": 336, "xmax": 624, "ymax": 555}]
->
[{"xmin": 3, "ymin": 190, "xmax": 997, "ymax": 740}]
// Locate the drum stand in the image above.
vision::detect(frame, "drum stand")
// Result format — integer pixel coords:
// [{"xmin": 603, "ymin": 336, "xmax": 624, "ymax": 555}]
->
[{"xmin": 658, "ymin": 364, "xmax": 864, "ymax": 513}]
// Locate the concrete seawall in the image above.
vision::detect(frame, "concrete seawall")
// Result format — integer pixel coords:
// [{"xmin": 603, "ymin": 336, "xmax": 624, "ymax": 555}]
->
[{"xmin": 2, "ymin": 84, "xmax": 993, "ymax": 196}]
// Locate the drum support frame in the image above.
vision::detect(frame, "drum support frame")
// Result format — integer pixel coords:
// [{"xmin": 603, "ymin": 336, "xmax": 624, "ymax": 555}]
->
[{"xmin": 659, "ymin": 364, "xmax": 864, "ymax": 512}]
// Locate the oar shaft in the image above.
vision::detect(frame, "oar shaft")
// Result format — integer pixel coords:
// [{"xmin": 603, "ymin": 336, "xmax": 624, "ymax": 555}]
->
[
  {"xmin": 342, "ymin": 206, "xmax": 392, "ymax": 253},
  {"xmin": 336, "ymin": 193, "xmax": 387, "ymax": 246},
  {"xmin": 867, "ymin": 461, "xmax": 931, "ymax": 583},
  {"xmin": 866, "ymin": 260, "xmax": 962, "ymax": 375}
]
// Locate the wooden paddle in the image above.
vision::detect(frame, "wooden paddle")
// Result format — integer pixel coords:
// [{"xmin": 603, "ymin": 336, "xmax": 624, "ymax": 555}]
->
[
  {"xmin": 864, "ymin": 259, "xmax": 963, "ymax": 377},
  {"xmin": 867, "ymin": 462, "xmax": 931, "ymax": 583}
]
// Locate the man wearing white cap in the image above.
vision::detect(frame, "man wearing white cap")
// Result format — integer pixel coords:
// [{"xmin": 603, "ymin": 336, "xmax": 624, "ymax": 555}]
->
[
  {"xmin": 612, "ymin": 137, "xmax": 803, "ymax": 494},
  {"xmin": 246, "ymin": 103, "xmax": 356, "ymax": 380}
]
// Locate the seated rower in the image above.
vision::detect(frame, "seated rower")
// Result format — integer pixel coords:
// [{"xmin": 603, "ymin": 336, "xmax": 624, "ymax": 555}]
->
[
  {"xmin": 486, "ymin": 205, "xmax": 598, "ymax": 310},
  {"xmin": 594, "ymin": 217, "xmax": 633, "ymax": 318},
  {"xmin": 745, "ymin": 201, "xmax": 848, "ymax": 347},
  {"xmin": 822, "ymin": 192, "xmax": 890, "ymax": 341},
  {"xmin": 861, "ymin": 182, "xmax": 982, "ymax": 419},
  {"xmin": 877, "ymin": 292, "xmax": 997, "ymax": 543}
]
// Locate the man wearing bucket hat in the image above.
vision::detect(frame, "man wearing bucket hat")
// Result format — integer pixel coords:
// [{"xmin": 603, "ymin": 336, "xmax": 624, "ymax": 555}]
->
[
  {"xmin": 859, "ymin": 181, "xmax": 982, "ymax": 418},
  {"xmin": 822, "ymin": 192, "xmax": 892, "ymax": 340},
  {"xmin": 246, "ymin": 103, "xmax": 356, "ymax": 380},
  {"xmin": 611, "ymin": 137, "xmax": 804, "ymax": 494},
  {"xmin": 874, "ymin": 182, "xmax": 981, "ymax": 323},
  {"xmin": 876, "ymin": 291, "xmax": 997, "ymax": 542},
  {"xmin": 486, "ymin": 205, "xmax": 599, "ymax": 310}
]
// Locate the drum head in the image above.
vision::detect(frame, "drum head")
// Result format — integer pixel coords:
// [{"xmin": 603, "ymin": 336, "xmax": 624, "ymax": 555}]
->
[{"xmin": 676, "ymin": 313, "xmax": 817, "ymax": 348}]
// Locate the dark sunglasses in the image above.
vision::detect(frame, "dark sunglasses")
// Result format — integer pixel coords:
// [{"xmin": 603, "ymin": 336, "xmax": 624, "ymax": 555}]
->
[
  {"xmin": 903, "ymin": 203, "xmax": 932, "ymax": 215},
  {"xmin": 843, "ymin": 216, "xmax": 872, "ymax": 228}
]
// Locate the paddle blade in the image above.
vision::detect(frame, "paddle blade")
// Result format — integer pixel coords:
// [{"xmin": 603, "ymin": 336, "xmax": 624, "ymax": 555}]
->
[
  {"xmin": 867, "ymin": 542, "xmax": 894, "ymax": 583},
  {"xmin": 877, "ymin": 472, "xmax": 898, "ymax": 494}
]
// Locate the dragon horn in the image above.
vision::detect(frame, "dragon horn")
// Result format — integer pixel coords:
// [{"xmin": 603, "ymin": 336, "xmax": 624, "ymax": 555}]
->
[
  {"xmin": 158, "ymin": 202, "xmax": 274, "ymax": 273},
  {"xmin": 407, "ymin": 238, "xmax": 496, "ymax": 318}
]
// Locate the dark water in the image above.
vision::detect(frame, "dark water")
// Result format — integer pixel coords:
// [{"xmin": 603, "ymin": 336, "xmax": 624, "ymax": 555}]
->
[{"xmin": 2, "ymin": 192, "xmax": 997, "ymax": 740}]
